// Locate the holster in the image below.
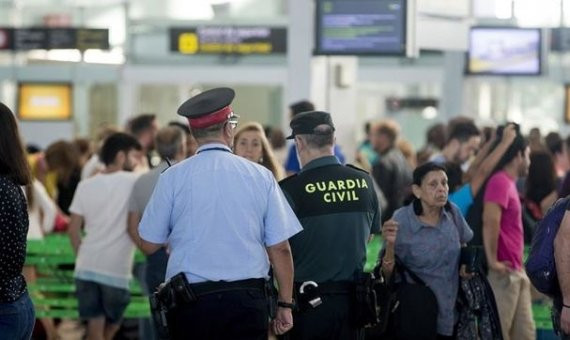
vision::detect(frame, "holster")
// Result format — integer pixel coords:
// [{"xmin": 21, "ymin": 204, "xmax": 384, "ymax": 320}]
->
[
  {"xmin": 150, "ymin": 273, "xmax": 198, "ymax": 339},
  {"xmin": 265, "ymin": 278, "xmax": 278, "ymax": 319},
  {"xmin": 149, "ymin": 293, "xmax": 171, "ymax": 340}
]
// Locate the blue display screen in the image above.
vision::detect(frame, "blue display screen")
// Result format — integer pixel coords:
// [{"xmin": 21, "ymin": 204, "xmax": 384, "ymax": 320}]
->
[{"xmin": 315, "ymin": 0, "xmax": 406, "ymax": 55}]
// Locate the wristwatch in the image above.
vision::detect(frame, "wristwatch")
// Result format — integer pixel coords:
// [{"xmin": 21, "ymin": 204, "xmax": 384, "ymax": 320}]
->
[{"xmin": 277, "ymin": 300, "xmax": 296, "ymax": 309}]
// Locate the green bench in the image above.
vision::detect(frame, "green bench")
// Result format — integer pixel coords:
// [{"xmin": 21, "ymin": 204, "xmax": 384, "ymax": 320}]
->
[{"xmin": 26, "ymin": 234, "xmax": 150, "ymax": 319}]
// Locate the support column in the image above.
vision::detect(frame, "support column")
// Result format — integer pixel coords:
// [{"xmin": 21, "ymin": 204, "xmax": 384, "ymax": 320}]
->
[
  {"xmin": 286, "ymin": 0, "xmax": 313, "ymax": 106},
  {"xmin": 317, "ymin": 56, "xmax": 359, "ymax": 163},
  {"xmin": 118, "ymin": 77, "xmax": 137, "ymax": 128},
  {"xmin": 440, "ymin": 51, "xmax": 465, "ymax": 119},
  {"xmin": 73, "ymin": 83, "xmax": 90, "ymax": 137}
]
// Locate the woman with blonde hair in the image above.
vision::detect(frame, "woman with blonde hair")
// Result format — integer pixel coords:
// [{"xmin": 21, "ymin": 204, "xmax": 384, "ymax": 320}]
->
[{"xmin": 233, "ymin": 122, "xmax": 285, "ymax": 180}]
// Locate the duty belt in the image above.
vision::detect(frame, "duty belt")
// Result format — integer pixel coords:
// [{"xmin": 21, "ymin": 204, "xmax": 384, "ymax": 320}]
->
[
  {"xmin": 190, "ymin": 278, "xmax": 266, "ymax": 296},
  {"xmin": 294, "ymin": 281, "xmax": 354, "ymax": 295}
]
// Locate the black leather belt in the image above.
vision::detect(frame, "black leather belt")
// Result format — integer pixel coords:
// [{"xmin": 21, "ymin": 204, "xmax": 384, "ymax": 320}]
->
[
  {"xmin": 294, "ymin": 281, "xmax": 354, "ymax": 295},
  {"xmin": 190, "ymin": 278, "xmax": 266, "ymax": 297}
]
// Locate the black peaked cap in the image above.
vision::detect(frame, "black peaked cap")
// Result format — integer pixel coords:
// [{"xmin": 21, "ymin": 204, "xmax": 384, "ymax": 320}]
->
[{"xmin": 177, "ymin": 87, "xmax": 235, "ymax": 118}]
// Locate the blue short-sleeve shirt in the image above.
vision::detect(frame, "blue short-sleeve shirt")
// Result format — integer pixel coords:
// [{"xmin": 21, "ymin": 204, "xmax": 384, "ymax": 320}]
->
[
  {"xmin": 449, "ymin": 184, "xmax": 474, "ymax": 217},
  {"xmin": 284, "ymin": 144, "xmax": 346, "ymax": 173},
  {"xmin": 391, "ymin": 203, "xmax": 473, "ymax": 336},
  {"xmin": 139, "ymin": 143, "xmax": 303, "ymax": 283}
]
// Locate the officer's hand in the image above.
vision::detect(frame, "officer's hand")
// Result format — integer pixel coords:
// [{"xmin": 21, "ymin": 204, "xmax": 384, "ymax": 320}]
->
[
  {"xmin": 272, "ymin": 307, "xmax": 293, "ymax": 335},
  {"xmin": 561, "ymin": 305, "xmax": 570, "ymax": 335},
  {"xmin": 382, "ymin": 220, "xmax": 399, "ymax": 247}
]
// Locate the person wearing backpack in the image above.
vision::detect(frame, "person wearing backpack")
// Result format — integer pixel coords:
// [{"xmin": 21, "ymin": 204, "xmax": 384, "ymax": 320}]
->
[
  {"xmin": 554, "ymin": 209, "xmax": 570, "ymax": 338},
  {"xmin": 482, "ymin": 125, "xmax": 535, "ymax": 340}
]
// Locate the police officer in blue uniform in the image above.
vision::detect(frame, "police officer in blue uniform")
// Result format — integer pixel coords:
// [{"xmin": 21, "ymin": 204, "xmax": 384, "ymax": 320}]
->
[
  {"xmin": 279, "ymin": 111, "xmax": 381, "ymax": 340},
  {"xmin": 137, "ymin": 88, "xmax": 303, "ymax": 339}
]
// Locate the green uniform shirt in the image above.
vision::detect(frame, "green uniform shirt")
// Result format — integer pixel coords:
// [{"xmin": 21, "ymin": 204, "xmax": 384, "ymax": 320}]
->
[{"xmin": 279, "ymin": 156, "xmax": 381, "ymax": 283}]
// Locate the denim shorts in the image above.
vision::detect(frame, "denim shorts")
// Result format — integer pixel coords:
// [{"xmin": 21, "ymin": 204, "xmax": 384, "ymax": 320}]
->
[
  {"xmin": 75, "ymin": 279, "xmax": 130, "ymax": 325},
  {"xmin": 0, "ymin": 291, "xmax": 35, "ymax": 340}
]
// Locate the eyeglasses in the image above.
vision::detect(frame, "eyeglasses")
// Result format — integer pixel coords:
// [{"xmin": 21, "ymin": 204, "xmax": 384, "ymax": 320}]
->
[{"xmin": 228, "ymin": 112, "xmax": 240, "ymax": 129}]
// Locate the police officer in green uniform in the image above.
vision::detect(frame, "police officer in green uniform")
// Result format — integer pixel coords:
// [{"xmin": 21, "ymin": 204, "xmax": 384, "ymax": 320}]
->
[{"xmin": 279, "ymin": 111, "xmax": 381, "ymax": 340}]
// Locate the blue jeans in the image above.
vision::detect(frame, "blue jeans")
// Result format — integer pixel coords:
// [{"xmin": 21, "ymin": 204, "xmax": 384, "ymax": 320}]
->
[
  {"xmin": 138, "ymin": 248, "xmax": 168, "ymax": 340},
  {"xmin": 0, "ymin": 292, "xmax": 35, "ymax": 340},
  {"xmin": 75, "ymin": 279, "xmax": 130, "ymax": 324}
]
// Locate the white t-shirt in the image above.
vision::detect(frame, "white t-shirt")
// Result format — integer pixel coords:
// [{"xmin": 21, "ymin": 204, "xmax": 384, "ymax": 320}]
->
[
  {"xmin": 81, "ymin": 154, "xmax": 104, "ymax": 180},
  {"xmin": 24, "ymin": 180, "xmax": 57, "ymax": 240},
  {"xmin": 69, "ymin": 171, "xmax": 139, "ymax": 288}
]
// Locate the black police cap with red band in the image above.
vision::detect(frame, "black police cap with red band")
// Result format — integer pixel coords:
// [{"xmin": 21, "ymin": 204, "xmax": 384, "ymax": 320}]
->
[{"xmin": 177, "ymin": 88, "xmax": 235, "ymax": 129}]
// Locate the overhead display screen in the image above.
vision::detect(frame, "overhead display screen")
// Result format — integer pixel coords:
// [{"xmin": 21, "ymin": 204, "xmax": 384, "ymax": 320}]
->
[
  {"xmin": 18, "ymin": 83, "xmax": 72, "ymax": 121},
  {"xmin": 467, "ymin": 27, "xmax": 542, "ymax": 76},
  {"xmin": 0, "ymin": 28, "xmax": 109, "ymax": 51},
  {"xmin": 170, "ymin": 27, "xmax": 286, "ymax": 55},
  {"xmin": 315, "ymin": 0, "xmax": 407, "ymax": 56}
]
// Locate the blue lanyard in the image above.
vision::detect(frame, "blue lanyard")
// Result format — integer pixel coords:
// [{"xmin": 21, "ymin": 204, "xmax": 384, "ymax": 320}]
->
[{"xmin": 197, "ymin": 147, "xmax": 232, "ymax": 154}]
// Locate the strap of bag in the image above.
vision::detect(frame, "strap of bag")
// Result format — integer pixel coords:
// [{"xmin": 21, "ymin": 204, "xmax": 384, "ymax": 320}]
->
[{"xmin": 395, "ymin": 256, "xmax": 428, "ymax": 286}]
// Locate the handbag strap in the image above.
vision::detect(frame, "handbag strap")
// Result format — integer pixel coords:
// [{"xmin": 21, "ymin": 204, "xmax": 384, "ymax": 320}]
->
[{"xmin": 395, "ymin": 256, "xmax": 429, "ymax": 286}]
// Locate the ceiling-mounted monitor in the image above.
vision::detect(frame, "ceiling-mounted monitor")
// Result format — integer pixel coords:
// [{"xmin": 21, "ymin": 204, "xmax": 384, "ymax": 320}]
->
[
  {"xmin": 315, "ymin": 0, "xmax": 407, "ymax": 56},
  {"xmin": 467, "ymin": 27, "xmax": 542, "ymax": 76},
  {"xmin": 18, "ymin": 83, "xmax": 72, "ymax": 121}
]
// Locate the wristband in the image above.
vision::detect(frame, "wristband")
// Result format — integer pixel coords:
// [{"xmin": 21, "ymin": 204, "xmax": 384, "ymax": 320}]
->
[{"xmin": 277, "ymin": 301, "xmax": 296, "ymax": 310}]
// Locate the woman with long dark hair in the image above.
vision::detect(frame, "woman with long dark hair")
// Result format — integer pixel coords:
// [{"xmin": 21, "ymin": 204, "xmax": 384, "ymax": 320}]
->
[
  {"xmin": 0, "ymin": 102, "xmax": 35, "ymax": 339},
  {"xmin": 526, "ymin": 150, "xmax": 558, "ymax": 220}
]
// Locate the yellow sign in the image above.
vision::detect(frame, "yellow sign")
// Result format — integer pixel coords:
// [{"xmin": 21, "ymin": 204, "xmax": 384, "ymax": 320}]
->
[
  {"xmin": 179, "ymin": 33, "xmax": 199, "ymax": 54},
  {"xmin": 18, "ymin": 83, "xmax": 72, "ymax": 120}
]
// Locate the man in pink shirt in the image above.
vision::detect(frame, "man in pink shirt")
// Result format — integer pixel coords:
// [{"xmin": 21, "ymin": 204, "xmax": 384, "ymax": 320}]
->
[{"xmin": 483, "ymin": 124, "xmax": 535, "ymax": 340}]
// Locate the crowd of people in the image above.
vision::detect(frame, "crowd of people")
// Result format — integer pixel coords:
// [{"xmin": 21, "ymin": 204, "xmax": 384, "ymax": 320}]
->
[{"xmin": 0, "ymin": 88, "xmax": 569, "ymax": 340}]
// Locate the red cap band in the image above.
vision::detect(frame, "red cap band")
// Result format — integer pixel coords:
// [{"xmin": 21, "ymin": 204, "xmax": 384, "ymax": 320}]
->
[{"xmin": 188, "ymin": 106, "xmax": 232, "ymax": 129}]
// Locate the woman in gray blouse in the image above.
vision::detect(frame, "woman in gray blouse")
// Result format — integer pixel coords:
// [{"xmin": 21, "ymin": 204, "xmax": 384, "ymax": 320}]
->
[{"xmin": 381, "ymin": 162, "xmax": 474, "ymax": 339}]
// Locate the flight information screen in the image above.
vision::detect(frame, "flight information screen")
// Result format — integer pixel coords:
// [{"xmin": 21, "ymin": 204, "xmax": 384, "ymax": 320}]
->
[
  {"xmin": 315, "ymin": 0, "xmax": 406, "ymax": 55},
  {"xmin": 467, "ymin": 27, "xmax": 541, "ymax": 76}
]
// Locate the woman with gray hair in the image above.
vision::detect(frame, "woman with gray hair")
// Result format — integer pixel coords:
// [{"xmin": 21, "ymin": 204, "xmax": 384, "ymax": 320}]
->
[{"xmin": 380, "ymin": 162, "xmax": 473, "ymax": 339}]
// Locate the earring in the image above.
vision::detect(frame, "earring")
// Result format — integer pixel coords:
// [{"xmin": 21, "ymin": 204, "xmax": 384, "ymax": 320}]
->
[{"xmin": 259, "ymin": 157, "xmax": 264, "ymax": 163}]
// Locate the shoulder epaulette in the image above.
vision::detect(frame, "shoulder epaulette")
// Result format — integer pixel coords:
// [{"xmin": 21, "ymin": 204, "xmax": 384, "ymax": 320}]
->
[{"xmin": 346, "ymin": 164, "xmax": 369, "ymax": 174}]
